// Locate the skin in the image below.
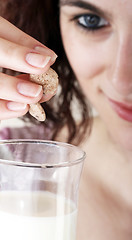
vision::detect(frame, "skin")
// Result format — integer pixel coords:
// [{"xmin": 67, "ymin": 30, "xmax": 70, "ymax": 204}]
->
[
  {"xmin": 0, "ymin": 16, "xmax": 57, "ymax": 120},
  {"xmin": 59, "ymin": 0, "xmax": 132, "ymax": 239}
]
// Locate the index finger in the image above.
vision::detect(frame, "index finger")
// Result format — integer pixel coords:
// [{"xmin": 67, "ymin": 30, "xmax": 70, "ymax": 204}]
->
[{"xmin": 0, "ymin": 16, "xmax": 56, "ymax": 59}]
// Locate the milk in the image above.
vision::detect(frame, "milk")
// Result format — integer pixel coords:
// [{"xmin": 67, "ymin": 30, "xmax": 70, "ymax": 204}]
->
[{"xmin": 0, "ymin": 191, "xmax": 77, "ymax": 240}]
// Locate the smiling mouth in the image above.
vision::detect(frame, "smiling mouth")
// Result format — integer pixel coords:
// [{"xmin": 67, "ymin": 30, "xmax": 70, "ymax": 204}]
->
[{"xmin": 108, "ymin": 98, "xmax": 132, "ymax": 122}]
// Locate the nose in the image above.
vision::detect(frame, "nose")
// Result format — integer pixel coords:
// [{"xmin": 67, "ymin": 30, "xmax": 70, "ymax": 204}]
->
[{"xmin": 110, "ymin": 33, "xmax": 132, "ymax": 96}]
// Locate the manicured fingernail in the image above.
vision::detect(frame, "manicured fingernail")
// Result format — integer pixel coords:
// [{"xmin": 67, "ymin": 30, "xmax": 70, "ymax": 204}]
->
[
  {"xmin": 7, "ymin": 102, "xmax": 27, "ymax": 111},
  {"xmin": 17, "ymin": 82, "xmax": 42, "ymax": 97},
  {"xmin": 34, "ymin": 46, "xmax": 57, "ymax": 63},
  {"xmin": 26, "ymin": 52, "xmax": 51, "ymax": 68}
]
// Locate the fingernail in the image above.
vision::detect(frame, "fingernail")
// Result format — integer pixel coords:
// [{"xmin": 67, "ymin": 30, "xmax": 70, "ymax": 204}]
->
[
  {"xmin": 34, "ymin": 46, "xmax": 57, "ymax": 63},
  {"xmin": 26, "ymin": 52, "xmax": 51, "ymax": 68},
  {"xmin": 17, "ymin": 82, "xmax": 42, "ymax": 97},
  {"xmin": 7, "ymin": 102, "xmax": 27, "ymax": 111}
]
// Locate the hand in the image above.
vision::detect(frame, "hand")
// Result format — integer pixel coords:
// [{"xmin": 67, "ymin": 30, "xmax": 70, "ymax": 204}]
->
[{"xmin": 0, "ymin": 17, "xmax": 57, "ymax": 120}]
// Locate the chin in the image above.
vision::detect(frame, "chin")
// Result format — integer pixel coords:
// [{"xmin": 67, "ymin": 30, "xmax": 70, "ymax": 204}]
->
[
  {"xmin": 118, "ymin": 138, "xmax": 132, "ymax": 151},
  {"xmin": 109, "ymin": 128, "xmax": 132, "ymax": 152}
]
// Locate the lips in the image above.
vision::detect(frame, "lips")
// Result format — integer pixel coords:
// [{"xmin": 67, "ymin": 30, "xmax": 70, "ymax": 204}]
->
[{"xmin": 108, "ymin": 98, "xmax": 132, "ymax": 122}]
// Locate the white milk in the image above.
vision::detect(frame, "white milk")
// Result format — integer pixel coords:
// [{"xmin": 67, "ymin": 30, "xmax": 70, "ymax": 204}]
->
[{"xmin": 0, "ymin": 191, "xmax": 77, "ymax": 240}]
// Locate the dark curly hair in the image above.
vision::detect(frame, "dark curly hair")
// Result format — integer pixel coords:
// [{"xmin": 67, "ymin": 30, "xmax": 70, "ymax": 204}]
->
[{"xmin": 1, "ymin": 0, "xmax": 92, "ymax": 144}]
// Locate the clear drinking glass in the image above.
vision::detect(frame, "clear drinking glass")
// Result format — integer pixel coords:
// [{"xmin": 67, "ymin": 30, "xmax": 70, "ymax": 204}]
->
[{"xmin": 0, "ymin": 139, "xmax": 85, "ymax": 240}]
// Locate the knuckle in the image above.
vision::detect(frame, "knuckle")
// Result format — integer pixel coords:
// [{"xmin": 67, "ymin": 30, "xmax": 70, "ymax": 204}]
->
[
  {"xmin": 4, "ymin": 42, "xmax": 17, "ymax": 57},
  {"xmin": 17, "ymin": 32, "xmax": 38, "ymax": 49},
  {"xmin": 18, "ymin": 33, "xmax": 31, "ymax": 46}
]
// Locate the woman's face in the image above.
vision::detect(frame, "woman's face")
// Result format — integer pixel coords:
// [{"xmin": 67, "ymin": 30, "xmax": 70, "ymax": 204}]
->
[{"xmin": 60, "ymin": 0, "xmax": 132, "ymax": 150}]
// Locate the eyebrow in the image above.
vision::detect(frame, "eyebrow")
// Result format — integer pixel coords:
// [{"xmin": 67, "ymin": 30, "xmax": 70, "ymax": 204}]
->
[{"xmin": 59, "ymin": 0, "xmax": 112, "ymax": 19}]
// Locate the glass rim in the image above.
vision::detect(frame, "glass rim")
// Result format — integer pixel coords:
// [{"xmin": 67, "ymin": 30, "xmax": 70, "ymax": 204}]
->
[{"xmin": 0, "ymin": 139, "xmax": 86, "ymax": 169}]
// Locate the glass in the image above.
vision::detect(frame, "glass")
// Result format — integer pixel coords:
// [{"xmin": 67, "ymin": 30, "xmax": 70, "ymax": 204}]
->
[{"xmin": 0, "ymin": 139, "xmax": 85, "ymax": 240}]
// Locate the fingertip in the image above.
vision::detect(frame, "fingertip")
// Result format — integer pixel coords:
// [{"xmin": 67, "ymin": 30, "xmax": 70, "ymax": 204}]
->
[
  {"xmin": 40, "ymin": 92, "xmax": 56, "ymax": 103},
  {"xmin": 0, "ymin": 101, "xmax": 29, "ymax": 120},
  {"xmin": 7, "ymin": 102, "xmax": 28, "ymax": 111}
]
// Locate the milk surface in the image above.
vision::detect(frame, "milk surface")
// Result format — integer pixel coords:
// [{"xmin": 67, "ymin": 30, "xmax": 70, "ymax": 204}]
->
[{"xmin": 0, "ymin": 191, "xmax": 77, "ymax": 240}]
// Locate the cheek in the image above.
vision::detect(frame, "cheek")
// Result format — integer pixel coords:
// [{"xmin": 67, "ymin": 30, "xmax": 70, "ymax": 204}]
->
[
  {"xmin": 63, "ymin": 39, "xmax": 105, "ymax": 98},
  {"xmin": 61, "ymin": 29, "xmax": 107, "ymax": 87},
  {"xmin": 60, "ymin": 16, "xmax": 114, "ymax": 100}
]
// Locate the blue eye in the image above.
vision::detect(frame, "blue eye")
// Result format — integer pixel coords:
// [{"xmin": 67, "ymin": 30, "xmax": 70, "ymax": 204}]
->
[{"xmin": 76, "ymin": 14, "xmax": 108, "ymax": 30}]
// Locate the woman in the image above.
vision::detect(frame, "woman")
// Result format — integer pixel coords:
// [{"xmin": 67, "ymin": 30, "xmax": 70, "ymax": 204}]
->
[{"xmin": 0, "ymin": 0, "xmax": 132, "ymax": 239}]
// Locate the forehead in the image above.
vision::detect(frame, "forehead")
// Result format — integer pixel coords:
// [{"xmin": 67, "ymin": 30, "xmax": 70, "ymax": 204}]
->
[
  {"xmin": 59, "ymin": 0, "xmax": 132, "ymax": 11},
  {"xmin": 60, "ymin": 0, "xmax": 131, "ymax": 5},
  {"xmin": 59, "ymin": 0, "xmax": 132, "ymax": 23}
]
